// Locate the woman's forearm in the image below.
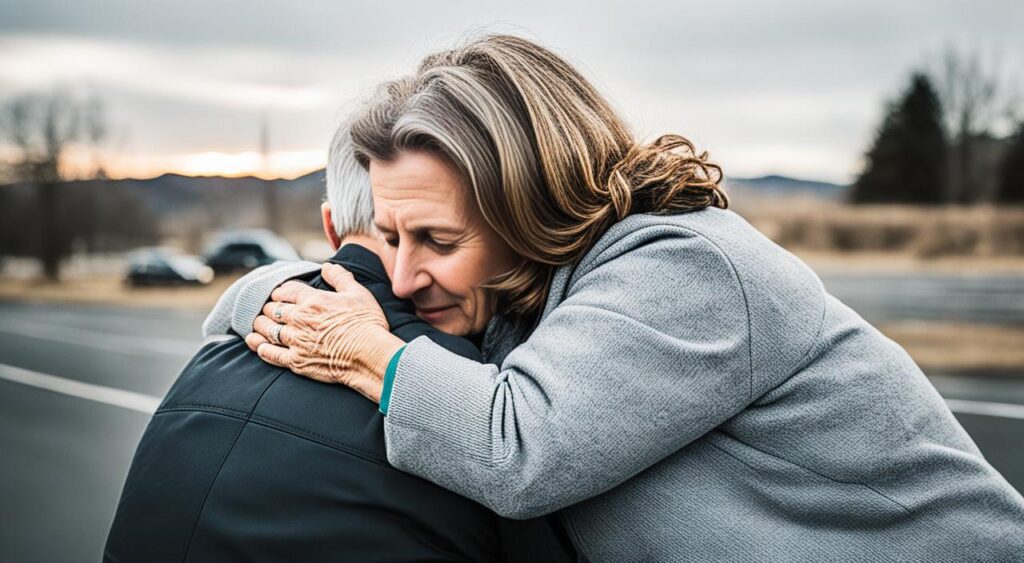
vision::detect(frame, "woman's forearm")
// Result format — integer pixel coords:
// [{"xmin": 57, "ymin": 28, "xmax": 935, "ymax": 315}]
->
[{"xmin": 336, "ymin": 326, "xmax": 405, "ymax": 403}]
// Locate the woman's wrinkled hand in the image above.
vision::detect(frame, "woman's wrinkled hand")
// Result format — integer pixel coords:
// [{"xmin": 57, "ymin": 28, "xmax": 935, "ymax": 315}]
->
[{"xmin": 246, "ymin": 263, "xmax": 405, "ymax": 403}]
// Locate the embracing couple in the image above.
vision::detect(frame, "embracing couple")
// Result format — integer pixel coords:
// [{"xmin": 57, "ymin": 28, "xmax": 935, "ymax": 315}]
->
[{"xmin": 105, "ymin": 34, "xmax": 1024, "ymax": 562}]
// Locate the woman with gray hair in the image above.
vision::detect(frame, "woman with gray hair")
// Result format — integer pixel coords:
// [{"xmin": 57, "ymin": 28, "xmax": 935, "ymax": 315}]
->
[{"xmin": 221, "ymin": 34, "xmax": 1024, "ymax": 560}]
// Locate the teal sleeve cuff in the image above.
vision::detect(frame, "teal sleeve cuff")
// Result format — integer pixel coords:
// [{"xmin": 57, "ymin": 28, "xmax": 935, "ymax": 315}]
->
[{"xmin": 379, "ymin": 344, "xmax": 406, "ymax": 416}]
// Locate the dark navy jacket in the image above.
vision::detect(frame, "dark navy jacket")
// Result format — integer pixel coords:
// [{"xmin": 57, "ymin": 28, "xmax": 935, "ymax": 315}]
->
[{"xmin": 104, "ymin": 244, "xmax": 571, "ymax": 562}]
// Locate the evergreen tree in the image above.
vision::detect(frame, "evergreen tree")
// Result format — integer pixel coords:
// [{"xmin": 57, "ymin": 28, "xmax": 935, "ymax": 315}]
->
[
  {"xmin": 851, "ymin": 73, "xmax": 948, "ymax": 204},
  {"xmin": 996, "ymin": 122, "xmax": 1024, "ymax": 204}
]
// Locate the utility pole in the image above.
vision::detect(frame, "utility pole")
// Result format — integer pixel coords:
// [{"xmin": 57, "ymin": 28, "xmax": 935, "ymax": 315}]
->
[{"xmin": 261, "ymin": 113, "xmax": 280, "ymax": 233}]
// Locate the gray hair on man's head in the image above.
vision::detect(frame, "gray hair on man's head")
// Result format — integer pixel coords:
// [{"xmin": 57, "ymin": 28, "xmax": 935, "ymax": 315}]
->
[{"xmin": 324, "ymin": 117, "xmax": 375, "ymax": 237}]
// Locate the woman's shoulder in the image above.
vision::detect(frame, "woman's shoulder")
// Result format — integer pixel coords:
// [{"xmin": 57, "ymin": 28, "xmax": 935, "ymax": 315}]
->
[
  {"xmin": 582, "ymin": 208, "xmax": 776, "ymax": 263},
  {"xmin": 564, "ymin": 207, "xmax": 828, "ymax": 396},
  {"xmin": 578, "ymin": 207, "xmax": 818, "ymax": 285}
]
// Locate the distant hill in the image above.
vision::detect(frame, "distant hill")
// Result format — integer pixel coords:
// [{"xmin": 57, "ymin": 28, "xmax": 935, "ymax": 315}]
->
[
  {"xmin": 725, "ymin": 174, "xmax": 849, "ymax": 201},
  {"xmin": 0, "ymin": 170, "xmax": 329, "ymax": 257},
  {"xmin": 3, "ymin": 169, "xmax": 847, "ymax": 245},
  {"xmin": 121, "ymin": 170, "xmax": 325, "ymax": 214},
  {"xmin": 109, "ymin": 170, "xmax": 846, "ymax": 216},
  {"xmin": 89, "ymin": 170, "xmax": 328, "ymax": 237},
  {"xmin": 120, "ymin": 170, "xmax": 845, "ymax": 208}
]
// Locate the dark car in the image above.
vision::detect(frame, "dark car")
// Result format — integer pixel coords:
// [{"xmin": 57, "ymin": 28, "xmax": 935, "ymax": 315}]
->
[
  {"xmin": 125, "ymin": 248, "xmax": 214, "ymax": 287},
  {"xmin": 202, "ymin": 230, "xmax": 300, "ymax": 273}
]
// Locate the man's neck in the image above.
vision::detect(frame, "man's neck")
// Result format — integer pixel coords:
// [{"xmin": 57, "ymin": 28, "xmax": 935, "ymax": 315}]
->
[{"xmin": 338, "ymin": 233, "xmax": 381, "ymax": 254}]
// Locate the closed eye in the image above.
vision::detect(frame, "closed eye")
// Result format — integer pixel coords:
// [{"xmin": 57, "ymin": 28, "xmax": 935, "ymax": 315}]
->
[
  {"xmin": 376, "ymin": 225, "xmax": 399, "ymax": 247},
  {"xmin": 426, "ymin": 237, "xmax": 457, "ymax": 253}
]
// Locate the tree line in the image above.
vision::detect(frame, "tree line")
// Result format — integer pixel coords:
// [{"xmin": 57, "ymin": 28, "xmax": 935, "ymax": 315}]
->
[{"xmin": 852, "ymin": 47, "xmax": 1023, "ymax": 205}]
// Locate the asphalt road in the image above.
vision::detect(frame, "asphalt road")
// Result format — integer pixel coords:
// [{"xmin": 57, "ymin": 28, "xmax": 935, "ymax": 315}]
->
[
  {"xmin": 818, "ymin": 272, "xmax": 1024, "ymax": 325},
  {"xmin": 1, "ymin": 275, "xmax": 1023, "ymax": 562}
]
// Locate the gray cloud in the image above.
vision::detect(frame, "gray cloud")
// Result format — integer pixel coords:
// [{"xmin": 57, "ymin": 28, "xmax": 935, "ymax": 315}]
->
[{"xmin": 0, "ymin": 0, "xmax": 1021, "ymax": 182}]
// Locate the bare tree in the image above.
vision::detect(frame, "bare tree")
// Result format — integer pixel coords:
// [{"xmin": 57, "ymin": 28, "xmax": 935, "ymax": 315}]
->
[
  {"xmin": 79, "ymin": 95, "xmax": 108, "ymax": 253},
  {"xmin": 260, "ymin": 113, "xmax": 281, "ymax": 234},
  {"xmin": 82, "ymin": 95, "xmax": 108, "ymax": 178},
  {"xmin": 0, "ymin": 89, "xmax": 96, "ymax": 280},
  {"xmin": 932, "ymin": 44, "xmax": 1021, "ymax": 203}
]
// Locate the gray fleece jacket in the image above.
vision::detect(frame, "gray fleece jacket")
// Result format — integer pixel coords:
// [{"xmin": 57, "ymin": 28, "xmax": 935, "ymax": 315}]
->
[{"xmin": 207, "ymin": 208, "xmax": 1024, "ymax": 562}]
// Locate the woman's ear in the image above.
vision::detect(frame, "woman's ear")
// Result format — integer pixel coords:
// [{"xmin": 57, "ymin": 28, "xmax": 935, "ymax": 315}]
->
[{"xmin": 321, "ymin": 202, "xmax": 343, "ymax": 250}]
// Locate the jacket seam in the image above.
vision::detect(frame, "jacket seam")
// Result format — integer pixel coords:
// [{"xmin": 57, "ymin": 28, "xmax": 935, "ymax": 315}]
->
[
  {"xmin": 559, "ymin": 512, "xmax": 591, "ymax": 563},
  {"xmin": 707, "ymin": 433, "xmax": 912, "ymax": 514},
  {"xmin": 666, "ymin": 222, "xmax": 828, "ymax": 400},
  {"xmin": 248, "ymin": 413, "xmax": 387, "ymax": 465},
  {"xmin": 786, "ymin": 285, "xmax": 829, "ymax": 381},
  {"xmin": 663, "ymin": 226, "xmax": 755, "ymax": 403},
  {"xmin": 158, "ymin": 403, "xmax": 250, "ymax": 418},
  {"xmin": 151, "ymin": 406, "xmax": 393, "ymax": 469},
  {"xmin": 180, "ymin": 369, "xmax": 285, "ymax": 561}
]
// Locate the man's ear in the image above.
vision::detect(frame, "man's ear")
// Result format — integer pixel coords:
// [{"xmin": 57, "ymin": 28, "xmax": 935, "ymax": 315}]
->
[{"xmin": 321, "ymin": 202, "xmax": 342, "ymax": 251}]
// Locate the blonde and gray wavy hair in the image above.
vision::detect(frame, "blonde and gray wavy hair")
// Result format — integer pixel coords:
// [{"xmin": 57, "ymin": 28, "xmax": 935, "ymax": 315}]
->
[{"xmin": 347, "ymin": 33, "xmax": 727, "ymax": 319}]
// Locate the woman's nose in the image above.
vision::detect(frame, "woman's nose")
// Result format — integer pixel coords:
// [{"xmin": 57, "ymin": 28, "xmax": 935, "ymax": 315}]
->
[{"xmin": 390, "ymin": 245, "xmax": 432, "ymax": 299}]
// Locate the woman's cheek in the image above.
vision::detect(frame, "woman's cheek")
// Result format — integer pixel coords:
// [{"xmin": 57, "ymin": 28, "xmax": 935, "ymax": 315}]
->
[{"xmin": 440, "ymin": 251, "xmax": 478, "ymax": 296}]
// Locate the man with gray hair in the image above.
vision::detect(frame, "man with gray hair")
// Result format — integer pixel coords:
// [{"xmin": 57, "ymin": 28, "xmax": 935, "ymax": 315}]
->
[{"xmin": 105, "ymin": 121, "xmax": 571, "ymax": 562}]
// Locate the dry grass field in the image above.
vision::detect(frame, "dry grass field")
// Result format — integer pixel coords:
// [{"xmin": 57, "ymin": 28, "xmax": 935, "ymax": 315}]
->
[{"xmin": 737, "ymin": 201, "xmax": 1024, "ymax": 261}]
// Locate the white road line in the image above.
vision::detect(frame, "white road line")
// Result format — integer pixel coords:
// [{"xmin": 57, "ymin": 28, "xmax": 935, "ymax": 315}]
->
[
  {"xmin": 0, "ymin": 320, "xmax": 198, "ymax": 357},
  {"xmin": 945, "ymin": 399, "xmax": 1024, "ymax": 420},
  {"xmin": 2, "ymin": 360, "xmax": 1022, "ymax": 421},
  {"xmin": 0, "ymin": 363, "xmax": 160, "ymax": 414}
]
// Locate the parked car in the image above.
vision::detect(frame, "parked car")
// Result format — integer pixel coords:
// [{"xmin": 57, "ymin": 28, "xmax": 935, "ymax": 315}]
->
[
  {"xmin": 125, "ymin": 247, "xmax": 214, "ymax": 287},
  {"xmin": 202, "ymin": 229, "xmax": 300, "ymax": 273}
]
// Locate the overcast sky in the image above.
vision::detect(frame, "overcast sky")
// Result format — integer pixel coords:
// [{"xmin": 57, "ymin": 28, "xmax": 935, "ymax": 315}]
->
[{"xmin": 1, "ymin": 0, "xmax": 1021, "ymax": 183}]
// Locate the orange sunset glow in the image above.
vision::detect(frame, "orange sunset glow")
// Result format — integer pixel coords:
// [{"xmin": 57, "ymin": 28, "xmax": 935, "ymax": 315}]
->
[{"xmin": 60, "ymin": 148, "xmax": 328, "ymax": 180}]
